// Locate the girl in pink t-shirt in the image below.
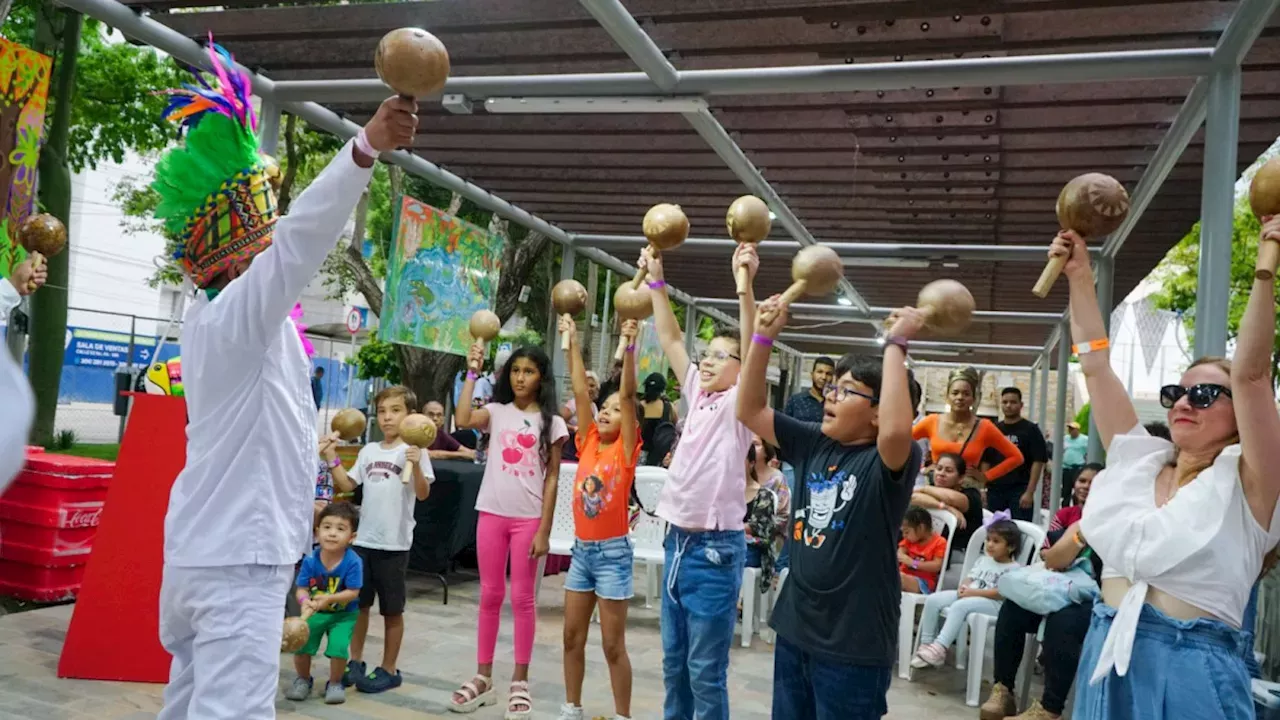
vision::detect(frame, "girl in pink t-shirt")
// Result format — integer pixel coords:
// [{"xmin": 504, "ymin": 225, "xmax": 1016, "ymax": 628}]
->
[{"xmin": 453, "ymin": 344, "xmax": 568, "ymax": 718}]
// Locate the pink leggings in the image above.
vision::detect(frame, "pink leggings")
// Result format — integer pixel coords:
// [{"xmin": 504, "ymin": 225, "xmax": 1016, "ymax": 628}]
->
[{"xmin": 476, "ymin": 512, "xmax": 541, "ymax": 665}]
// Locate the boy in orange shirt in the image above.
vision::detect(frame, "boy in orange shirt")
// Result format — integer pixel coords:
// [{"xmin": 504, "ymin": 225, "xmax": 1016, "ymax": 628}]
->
[{"xmin": 898, "ymin": 505, "xmax": 947, "ymax": 593}]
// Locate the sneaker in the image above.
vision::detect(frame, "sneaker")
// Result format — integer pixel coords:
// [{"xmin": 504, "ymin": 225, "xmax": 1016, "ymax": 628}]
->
[
  {"xmin": 355, "ymin": 666, "xmax": 403, "ymax": 694},
  {"xmin": 557, "ymin": 703, "xmax": 584, "ymax": 720},
  {"xmin": 284, "ymin": 676, "xmax": 313, "ymax": 701},
  {"xmin": 979, "ymin": 682, "xmax": 1018, "ymax": 720},
  {"xmin": 324, "ymin": 681, "xmax": 346, "ymax": 705},
  {"xmin": 913, "ymin": 642, "xmax": 947, "ymax": 668},
  {"xmin": 1009, "ymin": 700, "xmax": 1059, "ymax": 720},
  {"xmin": 342, "ymin": 660, "xmax": 366, "ymax": 688}
]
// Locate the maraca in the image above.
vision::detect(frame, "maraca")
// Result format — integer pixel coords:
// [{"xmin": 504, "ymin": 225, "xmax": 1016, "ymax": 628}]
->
[
  {"xmin": 331, "ymin": 408, "xmax": 367, "ymax": 441},
  {"xmin": 17, "ymin": 213, "xmax": 67, "ymax": 293},
  {"xmin": 1031, "ymin": 173, "xmax": 1129, "ymax": 298},
  {"xmin": 469, "ymin": 309, "xmax": 501, "ymax": 352},
  {"xmin": 613, "ymin": 284, "xmax": 653, "ymax": 360},
  {"xmin": 281, "ymin": 606, "xmax": 313, "ymax": 653},
  {"xmin": 915, "ymin": 279, "xmax": 975, "ymax": 335},
  {"xmin": 631, "ymin": 204, "xmax": 689, "ymax": 288},
  {"xmin": 399, "ymin": 413, "xmax": 437, "ymax": 484},
  {"xmin": 726, "ymin": 195, "xmax": 772, "ymax": 295},
  {"xmin": 551, "ymin": 279, "xmax": 588, "ymax": 351},
  {"xmin": 761, "ymin": 245, "xmax": 843, "ymax": 325},
  {"xmin": 375, "ymin": 27, "xmax": 451, "ymax": 100},
  {"xmin": 1248, "ymin": 156, "xmax": 1280, "ymax": 280}
]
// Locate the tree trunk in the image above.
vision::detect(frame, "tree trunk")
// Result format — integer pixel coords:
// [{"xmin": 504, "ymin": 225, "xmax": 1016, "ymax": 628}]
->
[
  {"xmin": 27, "ymin": 9, "xmax": 80, "ymax": 446},
  {"xmin": 277, "ymin": 113, "xmax": 299, "ymax": 213}
]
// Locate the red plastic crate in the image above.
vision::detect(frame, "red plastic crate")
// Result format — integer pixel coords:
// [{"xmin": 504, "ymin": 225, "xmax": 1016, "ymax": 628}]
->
[{"xmin": 0, "ymin": 558, "xmax": 85, "ymax": 602}]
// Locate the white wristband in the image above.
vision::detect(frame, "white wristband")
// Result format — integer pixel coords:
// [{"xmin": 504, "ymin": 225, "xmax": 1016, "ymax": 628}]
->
[{"xmin": 354, "ymin": 128, "xmax": 377, "ymax": 159}]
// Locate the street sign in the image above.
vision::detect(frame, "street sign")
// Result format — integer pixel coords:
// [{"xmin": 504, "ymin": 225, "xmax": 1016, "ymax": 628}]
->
[{"xmin": 346, "ymin": 308, "xmax": 362, "ymax": 335}]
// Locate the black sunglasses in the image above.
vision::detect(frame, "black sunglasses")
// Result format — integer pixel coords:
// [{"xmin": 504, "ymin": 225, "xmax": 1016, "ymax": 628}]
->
[{"xmin": 1159, "ymin": 383, "xmax": 1232, "ymax": 410}]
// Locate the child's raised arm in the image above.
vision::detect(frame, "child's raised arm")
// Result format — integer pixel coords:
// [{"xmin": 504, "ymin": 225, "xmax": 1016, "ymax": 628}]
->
[
  {"xmin": 878, "ymin": 307, "xmax": 927, "ymax": 471},
  {"xmin": 737, "ymin": 294, "xmax": 786, "ymax": 447},
  {"xmin": 735, "ymin": 245, "xmax": 760, "ymax": 363},
  {"xmin": 455, "ymin": 340, "xmax": 491, "ymax": 431},
  {"xmin": 619, "ymin": 319, "xmax": 639, "ymax": 458},
  {"xmin": 561, "ymin": 314, "xmax": 595, "ymax": 448},
  {"xmin": 323, "ymin": 442, "xmax": 358, "ymax": 494},
  {"xmin": 640, "ymin": 247, "xmax": 690, "ymax": 381}
]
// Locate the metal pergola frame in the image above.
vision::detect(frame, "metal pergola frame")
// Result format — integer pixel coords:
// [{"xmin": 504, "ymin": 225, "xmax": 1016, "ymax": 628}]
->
[{"xmin": 57, "ymin": 0, "xmax": 1280, "ymax": 515}]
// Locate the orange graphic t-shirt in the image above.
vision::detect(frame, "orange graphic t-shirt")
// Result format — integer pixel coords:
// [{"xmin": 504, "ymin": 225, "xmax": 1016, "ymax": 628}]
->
[{"xmin": 573, "ymin": 425, "xmax": 642, "ymax": 542}]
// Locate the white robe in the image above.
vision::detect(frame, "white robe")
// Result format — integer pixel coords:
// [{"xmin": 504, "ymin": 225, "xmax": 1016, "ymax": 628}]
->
[{"xmin": 0, "ymin": 278, "xmax": 33, "ymax": 493}]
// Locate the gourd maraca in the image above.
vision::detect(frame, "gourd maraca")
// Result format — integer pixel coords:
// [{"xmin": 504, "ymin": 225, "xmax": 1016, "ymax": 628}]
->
[
  {"xmin": 632, "ymin": 204, "xmax": 689, "ymax": 288},
  {"xmin": 613, "ymin": 284, "xmax": 653, "ymax": 360},
  {"xmin": 551, "ymin": 279, "xmax": 588, "ymax": 351},
  {"xmin": 726, "ymin": 195, "xmax": 772, "ymax": 295},
  {"xmin": 469, "ymin": 309, "xmax": 501, "ymax": 354},
  {"xmin": 331, "ymin": 408, "xmax": 367, "ymax": 441},
  {"xmin": 375, "ymin": 27, "xmax": 451, "ymax": 100},
  {"xmin": 17, "ymin": 213, "xmax": 67, "ymax": 293},
  {"xmin": 282, "ymin": 606, "xmax": 313, "ymax": 653},
  {"xmin": 915, "ymin": 279, "xmax": 975, "ymax": 335},
  {"xmin": 1249, "ymin": 156, "xmax": 1280, "ymax": 280},
  {"xmin": 399, "ymin": 413, "xmax": 437, "ymax": 484},
  {"xmin": 1031, "ymin": 173, "xmax": 1129, "ymax": 298},
  {"xmin": 761, "ymin": 245, "xmax": 844, "ymax": 326}
]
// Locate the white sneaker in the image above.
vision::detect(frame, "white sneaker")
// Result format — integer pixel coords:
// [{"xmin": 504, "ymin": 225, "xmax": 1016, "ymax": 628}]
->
[
  {"xmin": 910, "ymin": 655, "xmax": 931, "ymax": 669},
  {"xmin": 557, "ymin": 703, "xmax": 584, "ymax": 720}
]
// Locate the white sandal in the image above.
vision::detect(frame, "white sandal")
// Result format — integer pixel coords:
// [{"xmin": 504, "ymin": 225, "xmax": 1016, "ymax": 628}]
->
[
  {"xmin": 504, "ymin": 680, "xmax": 533, "ymax": 720},
  {"xmin": 448, "ymin": 675, "xmax": 495, "ymax": 713}
]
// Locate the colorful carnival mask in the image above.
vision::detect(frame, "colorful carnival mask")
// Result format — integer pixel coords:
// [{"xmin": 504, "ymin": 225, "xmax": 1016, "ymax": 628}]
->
[{"xmin": 145, "ymin": 357, "xmax": 184, "ymax": 397}]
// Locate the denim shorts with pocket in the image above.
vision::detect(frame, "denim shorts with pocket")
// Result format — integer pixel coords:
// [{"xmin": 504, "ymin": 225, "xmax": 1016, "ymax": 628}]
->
[{"xmin": 564, "ymin": 535, "xmax": 634, "ymax": 600}]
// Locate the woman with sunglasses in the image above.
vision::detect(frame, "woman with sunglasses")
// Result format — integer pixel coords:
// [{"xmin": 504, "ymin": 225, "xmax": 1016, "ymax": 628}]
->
[{"xmin": 1049, "ymin": 224, "xmax": 1280, "ymax": 719}]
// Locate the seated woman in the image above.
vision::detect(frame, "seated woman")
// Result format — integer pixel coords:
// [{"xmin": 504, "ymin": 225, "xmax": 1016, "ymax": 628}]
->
[
  {"xmin": 1049, "ymin": 227, "xmax": 1280, "ymax": 718},
  {"xmin": 911, "ymin": 452, "xmax": 984, "ymax": 555},
  {"xmin": 913, "ymin": 366, "xmax": 1024, "ymax": 487}
]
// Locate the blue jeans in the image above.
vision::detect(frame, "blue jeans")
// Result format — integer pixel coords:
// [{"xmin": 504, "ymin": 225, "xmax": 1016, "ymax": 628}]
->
[
  {"xmin": 1074, "ymin": 601, "xmax": 1254, "ymax": 719},
  {"xmin": 772, "ymin": 634, "xmax": 891, "ymax": 720},
  {"xmin": 661, "ymin": 527, "xmax": 745, "ymax": 720},
  {"xmin": 1244, "ymin": 581, "xmax": 1261, "ymax": 679},
  {"xmin": 564, "ymin": 536, "xmax": 634, "ymax": 600}
]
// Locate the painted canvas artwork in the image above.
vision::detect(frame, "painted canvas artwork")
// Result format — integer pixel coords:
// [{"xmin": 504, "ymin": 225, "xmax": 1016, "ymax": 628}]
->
[
  {"xmin": 382, "ymin": 197, "xmax": 504, "ymax": 356},
  {"xmin": 633, "ymin": 317, "xmax": 668, "ymax": 380},
  {"xmin": 0, "ymin": 39, "xmax": 52, "ymax": 279}
]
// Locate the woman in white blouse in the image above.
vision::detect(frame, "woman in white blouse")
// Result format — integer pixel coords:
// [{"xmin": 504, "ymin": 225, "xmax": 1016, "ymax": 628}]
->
[{"xmin": 1050, "ymin": 225, "xmax": 1280, "ymax": 719}]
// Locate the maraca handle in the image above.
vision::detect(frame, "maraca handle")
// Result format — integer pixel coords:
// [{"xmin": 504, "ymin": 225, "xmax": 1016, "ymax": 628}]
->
[
  {"xmin": 1258, "ymin": 238, "xmax": 1280, "ymax": 281},
  {"xmin": 735, "ymin": 265, "xmax": 750, "ymax": 296},
  {"xmin": 560, "ymin": 314, "xmax": 572, "ymax": 351},
  {"xmin": 614, "ymin": 334, "xmax": 627, "ymax": 361},
  {"xmin": 402, "ymin": 458, "xmax": 415, "ymax": 484},
  {"xmin": 760, "ymin": 280, "xmax": 807, "ymax": 326},
  {"xmin": 300, "ymin": 605, "xmax": 315, "ymax": 621},
  {"xmin": 632, "ymin": 243, "xmax": 658, "ymax": 289},
  {"xmin": 1032, "ymin": 255, "xmax": 1068, "ymax": 299}
]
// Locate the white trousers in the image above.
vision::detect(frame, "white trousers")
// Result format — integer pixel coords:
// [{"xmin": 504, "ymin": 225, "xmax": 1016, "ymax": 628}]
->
[{"xmin": 158, "ymin": 563, "xmax": 292, "ymax": 720}]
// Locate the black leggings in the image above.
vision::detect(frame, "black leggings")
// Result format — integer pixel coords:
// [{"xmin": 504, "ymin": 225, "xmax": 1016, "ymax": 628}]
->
[{"xmin": 992, "ymin": 600, "xmax": 1091, "ymax": 715}]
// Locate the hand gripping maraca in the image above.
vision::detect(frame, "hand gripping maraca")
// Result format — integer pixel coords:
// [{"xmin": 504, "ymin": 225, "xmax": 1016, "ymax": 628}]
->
[
  {"xmin": 726, "ymin": 195, "xmax": 772, "ymax": 295},
  {"xmin": 613, "ymin": 283, "xmax": 653, "ymax": 360},
  {"xmin": 331, "ymin": 408, "xmax": 367, "ymax": 441},
  {"xmin": 375, "ymin": 28, "xmax": 451, "ymax": 101},
  {"xmin": 759, "ymin": 245, "xmax": 843, "ymax": 326},
  {"xmin": 631, "ymin": 204, "xmax": 688, "ymax": 289},
  {"xmin": 17, "ymin": 214, "xmax": 67, "ymax": 293},
  {"xmin": 1249, "ymin": 157, "xmax": 1280, "ymax": 280},
  {"xmin": 1032, "ymin": 173, "xmax": 1129, "ymax": 298},
  {"xmin": 398, "ymin": 414, "xmax": 436, "ymax": 484},
  {"xmin": 552, "ymin": 279, "xmax": 588, "ymax": 351}
]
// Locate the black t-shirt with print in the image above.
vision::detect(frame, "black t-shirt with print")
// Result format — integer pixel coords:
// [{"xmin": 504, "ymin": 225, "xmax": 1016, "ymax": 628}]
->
[
  {"xmin": 987, "ymin": 418, "xmax": 1047, "ymax": 490},
  {"xmin": 769, "ymin": 412, "xmax": 922, "ymax": 666}
]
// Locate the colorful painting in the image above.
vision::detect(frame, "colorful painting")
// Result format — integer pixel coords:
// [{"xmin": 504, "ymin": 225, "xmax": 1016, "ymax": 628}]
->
[
  {"xmin": 633, "ymin": 317, "xmax": 668, "ymax": 380},
  {"xmin": 0, "ymin": 38, "xmax": 52, "ymax": 279},
  {"xmin": 382, "ymin": 196, "xmax": 504, "ymax": 356}
]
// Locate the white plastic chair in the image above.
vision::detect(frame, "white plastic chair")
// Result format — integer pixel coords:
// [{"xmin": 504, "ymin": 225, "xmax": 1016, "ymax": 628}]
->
[
  {"xmin": 896, "ymin": 509, "xmax": 959, "ymax": 679},
  {"xmin": 632, "ymin": 468, "xmax": 668, "ymax": 609},
  {"xmin": 533, "ymin": 463, "xmax": 577, "ymax": 604}
]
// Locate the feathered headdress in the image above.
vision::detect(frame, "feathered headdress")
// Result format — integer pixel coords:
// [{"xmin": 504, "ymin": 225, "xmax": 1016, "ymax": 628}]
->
[{"xmin": 152, "ymin": 38, "xmax": 278, "ymax": 290}]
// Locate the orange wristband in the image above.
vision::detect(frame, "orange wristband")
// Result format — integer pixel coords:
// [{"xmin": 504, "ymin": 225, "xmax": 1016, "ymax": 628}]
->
[{"xmin": 1072, "ymin": 338, "xmax": 1110, "ymax": 355}]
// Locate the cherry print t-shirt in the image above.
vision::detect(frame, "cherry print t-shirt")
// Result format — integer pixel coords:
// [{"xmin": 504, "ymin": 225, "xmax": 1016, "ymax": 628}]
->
[
  {"xmin": 475, "ymin": 402, "xmax": 570, "ymax": 519},
  {"xmin": 574, "ymin": 425, "xmax": 642, "ymax": 541}
]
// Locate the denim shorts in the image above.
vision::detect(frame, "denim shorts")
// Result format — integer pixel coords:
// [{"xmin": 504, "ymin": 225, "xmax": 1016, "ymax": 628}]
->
[{"xmin": 564, "ymin": 535, "xmax": 634, "ymax": 600}]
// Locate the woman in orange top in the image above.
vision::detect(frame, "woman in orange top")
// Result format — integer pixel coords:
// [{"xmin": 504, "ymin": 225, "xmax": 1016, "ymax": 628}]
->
[{"xmin": 912, "ymin": 366, "xmax": 1024, "ymax": 484}]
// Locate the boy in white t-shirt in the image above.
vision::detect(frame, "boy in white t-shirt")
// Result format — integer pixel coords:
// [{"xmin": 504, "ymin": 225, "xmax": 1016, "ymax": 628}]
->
[{"xmin": 327, "ymin": 385, "xmax": 432, "ymax": 694}]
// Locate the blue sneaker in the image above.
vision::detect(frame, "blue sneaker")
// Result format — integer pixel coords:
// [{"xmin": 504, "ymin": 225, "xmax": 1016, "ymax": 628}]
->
[
  {"xmin": 355, "ymin": 666, "xmax": 402, "ymax": 694},
  {"xmin": 342, "ymin": 660, "xmax": 366, "ymax": 688}
]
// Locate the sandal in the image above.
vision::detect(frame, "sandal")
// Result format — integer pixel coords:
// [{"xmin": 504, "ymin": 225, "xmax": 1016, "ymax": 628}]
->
[
  {"xmin": 448, "ymin": 675, "xmax": 495, "ymax": 714},
  {"xmin": 504, "ymin": 680, "xmax": 533, "ymax": 720}
]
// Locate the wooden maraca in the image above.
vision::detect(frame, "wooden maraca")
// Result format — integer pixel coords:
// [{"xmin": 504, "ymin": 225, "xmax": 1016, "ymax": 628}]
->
[
  {"xmin": 726, "ymin": 195, "xmax": 772, "ymax": 295},
  {"xmin": 469, "ymin": 309, "xmax": 501, "ymax": 352},
  {"xmin": 551, "ymin": 279, "xmax": 588, "ymax": 351},
  {"xmin": 281, "ymin": 606, "xmax": 313, "ymax": 653},
  {"xmin": 761, "ymin": 245, "xmax": 843, "ymax": 325},
  {"xmin": 17, "ymin": 213, "xmax": 67, "ymax": 293},
  {"xmin": 1249, "ymin": 156, "xmax": 1280, "ymax": 280},
  {"xmin": 632, "ymin": 204, "xmax": 689, "ymax": 289},
  {"xmin": 331, "ymin": 408, "xmax": 367, "ymax": 441},
  {"xmin": 1032, "ymin": 173, "xmax": 1129, "ymax": 298},
  {"xmin": 613, "ymin": 284, "xmax": 653, "ymax": 360},
  {"xmin": 915, "ymin": 279, "xmax": 975, "ymax": 335},
  {"xmin": 375, "ymin": 28, "xmax": 451, "ymax": 100},
  {"xmin": 399, "ymin": 413, "xmax": 436, "ymax": 484}
]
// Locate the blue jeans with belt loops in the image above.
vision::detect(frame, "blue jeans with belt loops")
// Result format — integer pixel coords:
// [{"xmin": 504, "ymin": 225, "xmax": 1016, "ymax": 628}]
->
[{"xmin": 661, "ymin": 526, "xmax": 745, "ymax": 720}]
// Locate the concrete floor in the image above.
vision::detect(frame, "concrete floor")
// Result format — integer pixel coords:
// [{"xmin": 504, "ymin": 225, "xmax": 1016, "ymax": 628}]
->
[{"xmin": 0, "ymin": 571, "xmax": 997, "ymax": 719}]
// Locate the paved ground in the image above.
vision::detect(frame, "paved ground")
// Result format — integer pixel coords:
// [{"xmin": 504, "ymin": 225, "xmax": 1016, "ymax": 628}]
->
[{"xmin": 0, "ymin": 570, "xmax": 999, "ymax": 719}]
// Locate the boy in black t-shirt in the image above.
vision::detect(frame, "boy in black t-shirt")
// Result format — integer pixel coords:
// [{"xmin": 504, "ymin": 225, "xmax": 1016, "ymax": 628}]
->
[{"xmin": 737, "ymin": 295, "xmax": 925, "ymax": 720}]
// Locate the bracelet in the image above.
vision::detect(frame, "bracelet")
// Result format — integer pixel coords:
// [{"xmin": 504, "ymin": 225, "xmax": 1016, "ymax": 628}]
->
[
  {"xmin": 647, "ymin": 280, "xmax": 667, "ymax": 290},
  {"xmin": 466, "ymin": 370, "xmax": 478, "ymax": 381},
  {"xmin": 751, "ymin": 333, "xmax": 774, "ymax": 347},
  {"xmin": 625, "ymin": 344, "xmax": 636, "ymax": 353},
  {"xmin": 1072, "ymin": 338, "xmax": 1110, "ymax": 355},
  {"xmin": 883, "ymin": 335, "xmax": 909, "ymax": 353},
  {"xmin": 328, "ymin": 457, "xmax": 341, "ymax": 469},
  {"xmin": 911, "ymin": 559, "xmax": 920, "ymax": 570},
  {"xmin": 354, "ymin": 128, "xmax": 377, "ymax": 158}
]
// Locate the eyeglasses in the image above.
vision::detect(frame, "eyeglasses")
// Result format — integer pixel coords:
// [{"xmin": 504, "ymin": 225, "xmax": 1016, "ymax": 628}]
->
[
  {"xmin": 823, "ymin": 384, "xmax": 879, "ymax": 405},
  {"xmin": 1159, "ymin": 383, "xmax": 1232, "ymax": 409},
  {"xmin": 697, "ymin": 350, "xmax": 741, "ymax": 364}
]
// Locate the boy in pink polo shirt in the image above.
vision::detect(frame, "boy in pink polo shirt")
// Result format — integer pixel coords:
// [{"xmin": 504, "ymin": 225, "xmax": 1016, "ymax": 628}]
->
[{"xmin": 639, "ymin": 244, "xmax": 758, "ymax": 720}]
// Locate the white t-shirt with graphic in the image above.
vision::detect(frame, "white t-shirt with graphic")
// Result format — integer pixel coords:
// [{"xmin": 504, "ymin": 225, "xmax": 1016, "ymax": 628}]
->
[
  {"xmin": 475, "ymin": 402, "xmax": 569, "ymax": 519},
  {"xmin": 350, "ymin": 440, "xmax": 435, "ymax": 551},
  {"xmin": 966, "ymin": 554, "xmax": 1020, "ymax": 591}
]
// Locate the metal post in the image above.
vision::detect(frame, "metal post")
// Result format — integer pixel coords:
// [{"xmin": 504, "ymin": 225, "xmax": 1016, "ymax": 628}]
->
[
  {"xmin": 553, "ymin": 246, "xmax": 576, "ymax": 387},
  {"xmin": 597, "ymin": 269, "xmax": 613, "ymax": 376},
  {"xmin": 345, "ymin": 331, "xmax": 356, "ymax": 407},
  {"xmin": 1038, "ymin": 350, "xmax": 1051, "ymax": 430},
  {"xmin": 119, "ymin": 315, "xmax": 136, "ymax": 443},
  {"xmin": 1087, "ymin": 257, "xmax": 1114, "ymax": 463},
  {"xmin": 1050, "ymin": 323, "xmax": 1071, "ymax": 518},
  {"xmin": 1193, "ymin": 66, "xmax": 1241, "ymax": 359},
  {"xmin": 682, "ymin": 303, "xmax": 698, "ymax": 416},
  {"xmin": 1028, "ymin": 358, "xmax": 1039, "ymax": 420},
  {"xmin": 258, "ymin": 98, "xmax": 282, "ymax": 156}
]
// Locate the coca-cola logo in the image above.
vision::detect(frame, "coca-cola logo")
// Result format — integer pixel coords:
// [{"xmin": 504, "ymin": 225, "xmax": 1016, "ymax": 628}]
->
[{"xmin": 61, "ymin": 505, "xmax": 103, "ymax": 529}]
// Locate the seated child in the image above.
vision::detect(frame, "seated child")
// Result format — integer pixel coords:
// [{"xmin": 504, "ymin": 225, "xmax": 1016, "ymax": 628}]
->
[
  {"xmin": 286, "ymin": 501, "xmax": 364, "ymax": 704},
  {"xmin": 912, "ymin": 516, "xmax": 1022, "ymax": 668},
  {"xmin": 898, "ymin": 505, "xmax": 947, "ymax": 594}
]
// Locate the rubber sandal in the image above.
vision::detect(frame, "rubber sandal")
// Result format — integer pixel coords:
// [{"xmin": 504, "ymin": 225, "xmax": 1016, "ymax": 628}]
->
[
  {"xmin": 448, "ymin": 675, "xmax": 495, "ymax": 714},
  {"xmin": 504, "ymin": 680, "xmax": 533, "ymax": 720}
]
